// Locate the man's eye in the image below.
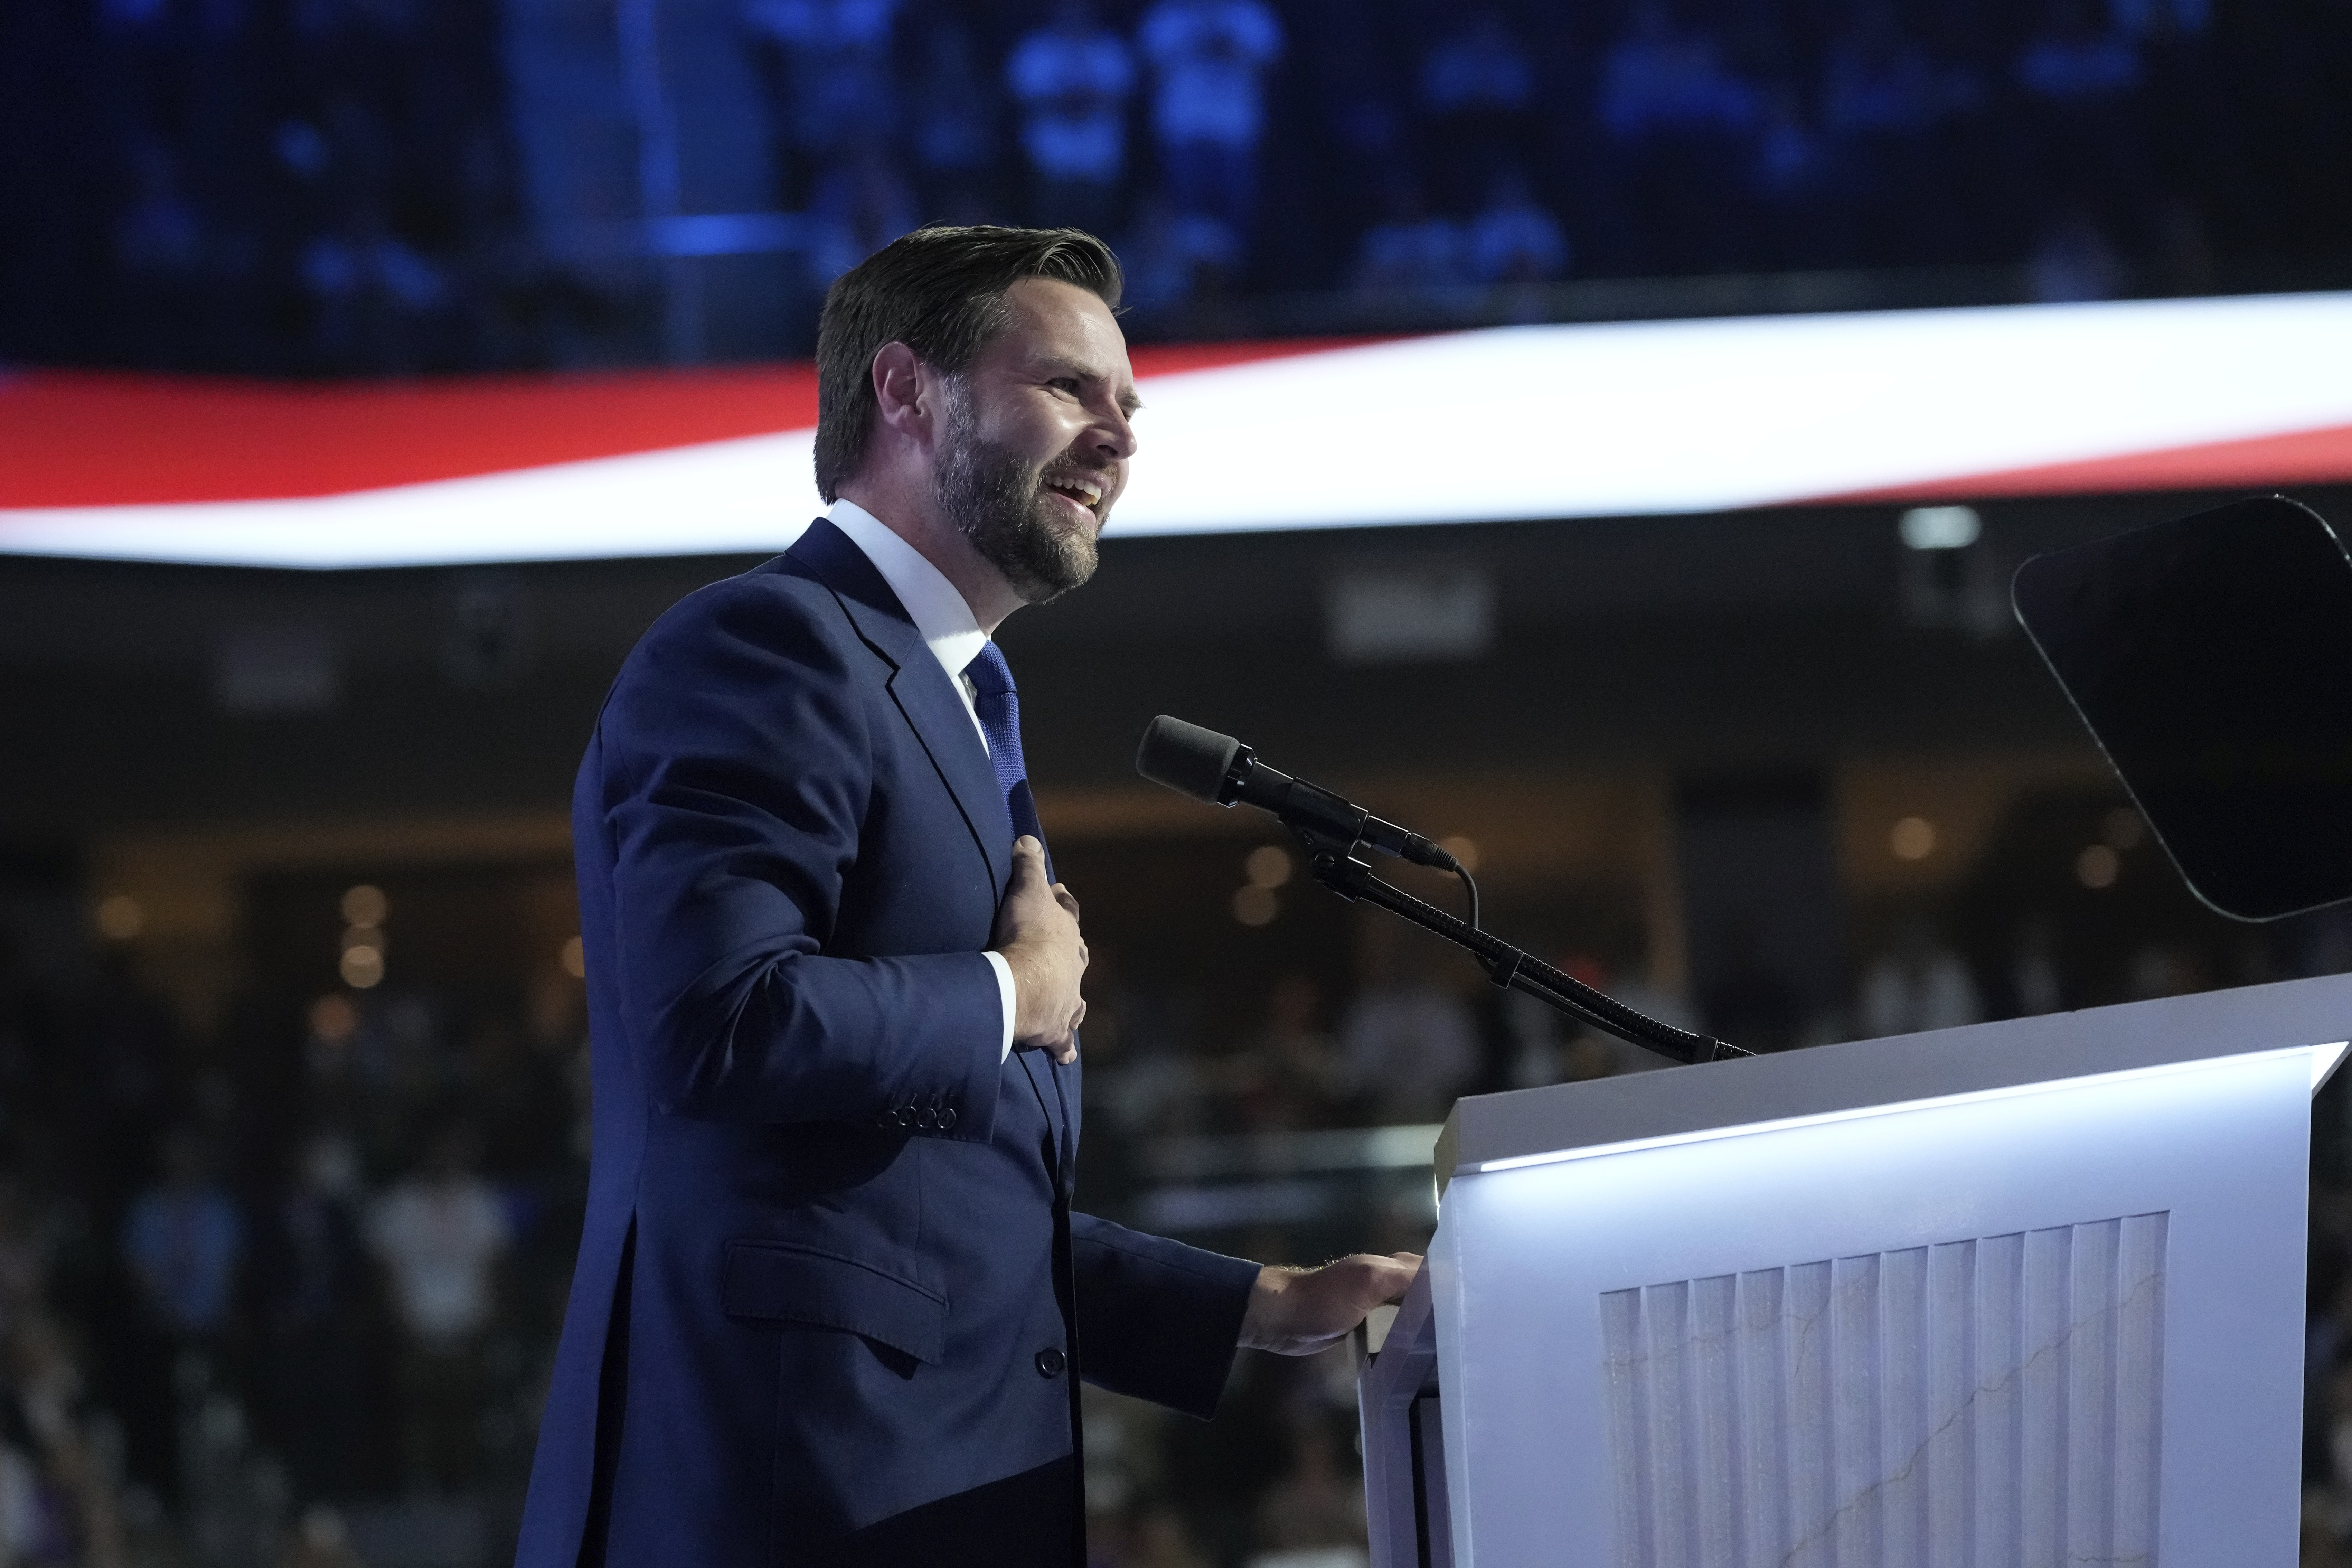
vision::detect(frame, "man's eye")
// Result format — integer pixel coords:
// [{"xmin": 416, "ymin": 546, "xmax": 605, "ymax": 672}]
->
[{"xmin": 1048, "ymin": 378, "xmax": 1080, "ymax": 394}]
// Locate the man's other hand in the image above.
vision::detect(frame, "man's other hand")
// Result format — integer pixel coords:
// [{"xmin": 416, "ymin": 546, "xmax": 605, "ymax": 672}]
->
[
  {"xmin": 1239, "ymin": 1252, "xmax": 1423, "ymax": 1356},
  {"xmin": 992, "ymin": 836, "xmax": 1086, "ymax": 1065}
]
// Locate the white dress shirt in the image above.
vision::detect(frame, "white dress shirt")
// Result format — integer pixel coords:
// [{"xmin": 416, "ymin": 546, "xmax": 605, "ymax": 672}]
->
[{"xmin": 825, "ymin": 500, "xmax": 1019, "ymax": 1060}]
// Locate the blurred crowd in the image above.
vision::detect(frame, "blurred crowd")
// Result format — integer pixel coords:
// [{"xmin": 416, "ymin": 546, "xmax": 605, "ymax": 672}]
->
[
  {"xmin": 7, "ymin": 0, "xmax": 2352, "ymax": 371},
  {"xmin": 0, "ymin": 918, "xmax": 586, "ymax": 1568},
  {"xmin": 4, "ymin": 860, "xmax": 2352, "ymax": 1565}
]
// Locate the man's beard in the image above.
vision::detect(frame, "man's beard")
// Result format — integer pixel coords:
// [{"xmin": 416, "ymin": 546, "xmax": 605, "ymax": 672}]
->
[{"xmin": 935, "ymin": 393, "xmax": 1102, "ymax": 605}]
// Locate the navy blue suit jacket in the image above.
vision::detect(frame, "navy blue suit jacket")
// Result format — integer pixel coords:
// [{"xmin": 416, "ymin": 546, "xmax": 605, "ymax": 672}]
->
[{"xmin": 514, "ymin": 520, "xmax": 1260, "ymax": 1568}]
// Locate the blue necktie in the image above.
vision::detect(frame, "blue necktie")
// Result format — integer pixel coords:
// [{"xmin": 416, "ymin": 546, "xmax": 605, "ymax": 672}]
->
[
  {"xmin": 965, "ymin": 641, "xmax": 1044, "ymax": 847},
  {"xmin": 971, "ymin": 643, "xmax": 1077, "ymax": 1137}
]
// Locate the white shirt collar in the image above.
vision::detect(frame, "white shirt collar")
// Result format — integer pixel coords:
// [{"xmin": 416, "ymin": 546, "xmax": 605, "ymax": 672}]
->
[{"xmin": 824, "ymin": 499, "xmax": 991, "ymax": 740}]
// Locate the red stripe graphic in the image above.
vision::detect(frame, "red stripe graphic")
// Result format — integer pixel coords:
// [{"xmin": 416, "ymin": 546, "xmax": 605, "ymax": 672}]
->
[
  {"xmin": 0, "ymin": 340, "xmax": 1338, "ymax": 509},
  {"xmin": 1837, "ymin": 421, "xmax": 2352, "ymax": 503}
]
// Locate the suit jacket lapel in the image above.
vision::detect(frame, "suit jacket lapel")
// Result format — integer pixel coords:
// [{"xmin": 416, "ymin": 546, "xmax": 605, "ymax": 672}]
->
[
  {"xmin": 789, "ymin": 518, "xmax": 1013, "ymax": 903},
  {"xmin": 790, "ymin": 520, "xmax": 1067, "ymax": 1156}
]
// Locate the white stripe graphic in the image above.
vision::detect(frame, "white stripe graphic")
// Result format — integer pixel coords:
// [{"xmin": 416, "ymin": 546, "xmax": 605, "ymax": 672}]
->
[{"xmin": 6, "ymin": 292, "xmax": 2352, "ymax": 568}]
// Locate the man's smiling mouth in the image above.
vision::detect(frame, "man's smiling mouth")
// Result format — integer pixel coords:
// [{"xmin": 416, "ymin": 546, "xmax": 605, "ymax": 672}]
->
[{"xmin": 1043, "ymin": 472, "xmax": 1106, "ymax": 514}]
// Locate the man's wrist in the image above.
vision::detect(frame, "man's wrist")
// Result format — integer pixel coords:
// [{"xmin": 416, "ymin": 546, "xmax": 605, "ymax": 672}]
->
[
  {"xmin": 982, "ymin": 950, "xmax": 1016, "ymax": 1062},
  {"xmin": 1238, "ymin": 1264, "xmax": 1301, "ymax": 1350}
]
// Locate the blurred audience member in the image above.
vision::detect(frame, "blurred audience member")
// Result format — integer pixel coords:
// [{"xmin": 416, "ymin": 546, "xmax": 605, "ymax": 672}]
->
[
  {"xmin": 2016, "ymin": 0, "xmax": 2141, "ymax": 101},
  {"xmin": 366, "ymin": 1128, "xmax": 510, "ymax": 1494},
  {"xmin": 1595, "ymin": 1, "xmax": 1761, "ymax": 271},
  {"xmin": 1007, "ymin": 1, "xmax": 1138, "ymax": 236},
  {"xmin": 1119, "ymin": 190, "xmax": 1242, "ymax": 311},
  {"xmin": 122, "ymin": 1130, "xmax": 243, "ymax": 1353},
  {"xmin": 299, "ymin": 203, "xmax": 451, "ymax": 371},
  {"xmin": 1464, "ymin": 169, "xmax": 1570, "ymax": 285},
  {"xmin": 2016, "ymin": 0, "xmax": 2150, "ymax": 232},
  {"xmin": 251, "ymin": 1134, "xmax": 379, "ymax": 1507},
  {"xmin": 1139, "ymin": 0, "xmax": 1285, "ymax": 244},
  {"xmin": 743, "ymin": 0, "xmax": 903, "ymax": 191},
  {"xmin": 1857, "ymin": 921, "xmax": 1984, "ymax": 1040},
  {"xmin": 1597, "ymin": 1, "xmax": 1760, "ymax": 143},
  {"xmin": 1, "ymin": 1313, "xmax": 127, "ymax": 1568},
  {"xmin": 119, "ymin": 1127, "xmax": 243, "ymax": 1505},
  {"xmin": 1350, "ymin": 181, "xmax": 1468, "ymax": 300},
  {"xmin": 1819, "ymin": 4, "xmax": 1978, "ymax": 262},
  {"xmin": 1417, "ymin": 9, "xmax": 1537, "ymax": 199}
]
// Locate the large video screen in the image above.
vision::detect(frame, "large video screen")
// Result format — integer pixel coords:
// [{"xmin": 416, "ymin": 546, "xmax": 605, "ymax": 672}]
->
[{"xmin": 3, "ymin": 292, "xmax": 2350, "ymax": 568}]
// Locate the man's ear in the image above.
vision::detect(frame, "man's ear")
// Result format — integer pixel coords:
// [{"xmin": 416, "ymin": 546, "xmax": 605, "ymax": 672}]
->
[{"xmin": 869, "ymin": 342, "xmax": 934, "ymax": 447}]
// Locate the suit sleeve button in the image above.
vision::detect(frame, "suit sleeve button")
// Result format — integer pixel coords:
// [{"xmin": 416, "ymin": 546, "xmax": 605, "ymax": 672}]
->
[
  {"xmin": 875, "ymin": 1109, "xmax": 898, "ymax": 1132},
  {"xmin": 936, "ymin": 1106, "xmax": 957, "ymax": 1132},
  {"xmin": 1034, "ymin": 1348, "xmax": 1066, "ymax": 1378},
  {"xmin": 915, "ymin": 1105, "xmax": 937, "ymax": 1129}
]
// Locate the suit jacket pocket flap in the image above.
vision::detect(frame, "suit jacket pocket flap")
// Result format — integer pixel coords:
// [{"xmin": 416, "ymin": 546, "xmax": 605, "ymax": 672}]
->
[{"xmin": 721, "ymin": 1241, "xmax": 948, "ymax": 1364}]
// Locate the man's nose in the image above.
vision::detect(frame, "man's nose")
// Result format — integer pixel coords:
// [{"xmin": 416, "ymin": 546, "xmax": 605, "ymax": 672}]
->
[{"xmin": 1094, "ymin": 401, "xmax": 1139, "ymax": 461}]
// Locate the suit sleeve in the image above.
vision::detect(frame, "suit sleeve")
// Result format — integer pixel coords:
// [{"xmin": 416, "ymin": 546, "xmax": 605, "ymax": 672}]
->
[
  {"xmin": 1070, "ymin": 1212, "xmax": 1259, "ymax": 1418},
  {"xmin": 595, "ymin": 579, "xmax": 1006, "ymax": 1136}
]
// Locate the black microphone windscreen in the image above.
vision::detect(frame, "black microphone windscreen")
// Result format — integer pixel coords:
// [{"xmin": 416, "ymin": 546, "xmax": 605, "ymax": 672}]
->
[{"xmin": 1136, "ymin": 715, "xmax": 1241, "ymax": 803}]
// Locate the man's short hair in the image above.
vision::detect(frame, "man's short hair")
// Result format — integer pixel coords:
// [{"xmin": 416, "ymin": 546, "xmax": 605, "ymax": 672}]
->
[{"xmin": 813, "ymin": 225, "xmax": 1124, "ymax": 503}]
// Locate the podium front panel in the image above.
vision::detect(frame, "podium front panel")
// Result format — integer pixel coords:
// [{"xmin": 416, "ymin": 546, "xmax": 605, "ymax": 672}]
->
[{"xmin": 1424, "ymin": 1043, "xmax": 2316, "ymax": 1567}]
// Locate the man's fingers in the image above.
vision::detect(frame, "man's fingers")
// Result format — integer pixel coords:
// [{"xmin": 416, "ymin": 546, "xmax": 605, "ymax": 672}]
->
[{"xmin": 1051, "ymin": 882, "xmax": 1081, "ymax": 920}]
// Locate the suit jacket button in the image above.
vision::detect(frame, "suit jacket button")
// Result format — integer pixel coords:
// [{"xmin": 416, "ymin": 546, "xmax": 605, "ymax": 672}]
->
[
  {"xmin": 936, "ymin": 1106, "xmax": 957, "ymax": 1132},
  {"xmin": 1034, "ymin": 1348, "xmax": 1066, "ymax": 1379},
  {"xmin": 875, "ymin": 1109, "xmax": 898, "ymax": 1132},
  {"xmin": 915, "ymin": 1106, "xmax": 937, "ymax": 1129}
]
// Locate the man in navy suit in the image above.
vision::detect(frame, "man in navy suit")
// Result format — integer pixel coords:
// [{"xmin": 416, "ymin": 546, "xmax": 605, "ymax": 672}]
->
[{"xmin": 515, "ymin": 227, "xmax": 1419, "ymax": 1568}]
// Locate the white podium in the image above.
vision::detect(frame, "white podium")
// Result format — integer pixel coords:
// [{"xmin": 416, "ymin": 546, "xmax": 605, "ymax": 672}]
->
[{"xmin": 1358, "ymin": 973, "xmax": 2352, "ymax": 1568}]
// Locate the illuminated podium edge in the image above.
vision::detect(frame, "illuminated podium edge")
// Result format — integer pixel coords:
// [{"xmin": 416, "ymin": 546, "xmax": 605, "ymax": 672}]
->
[{"xmin": 1358, "ymin": 971, "xmax": 2352, "ymax": 1568}]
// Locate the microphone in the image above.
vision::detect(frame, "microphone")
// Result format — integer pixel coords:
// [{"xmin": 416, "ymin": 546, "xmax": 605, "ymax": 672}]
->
[
  {"xmin": 1135, "ymin": 715, "xmax": 1461, "ymax": 871},
  {"xmin": 1134, "ymin": 715, "xmax": 1746, "ymax": 1063}
]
